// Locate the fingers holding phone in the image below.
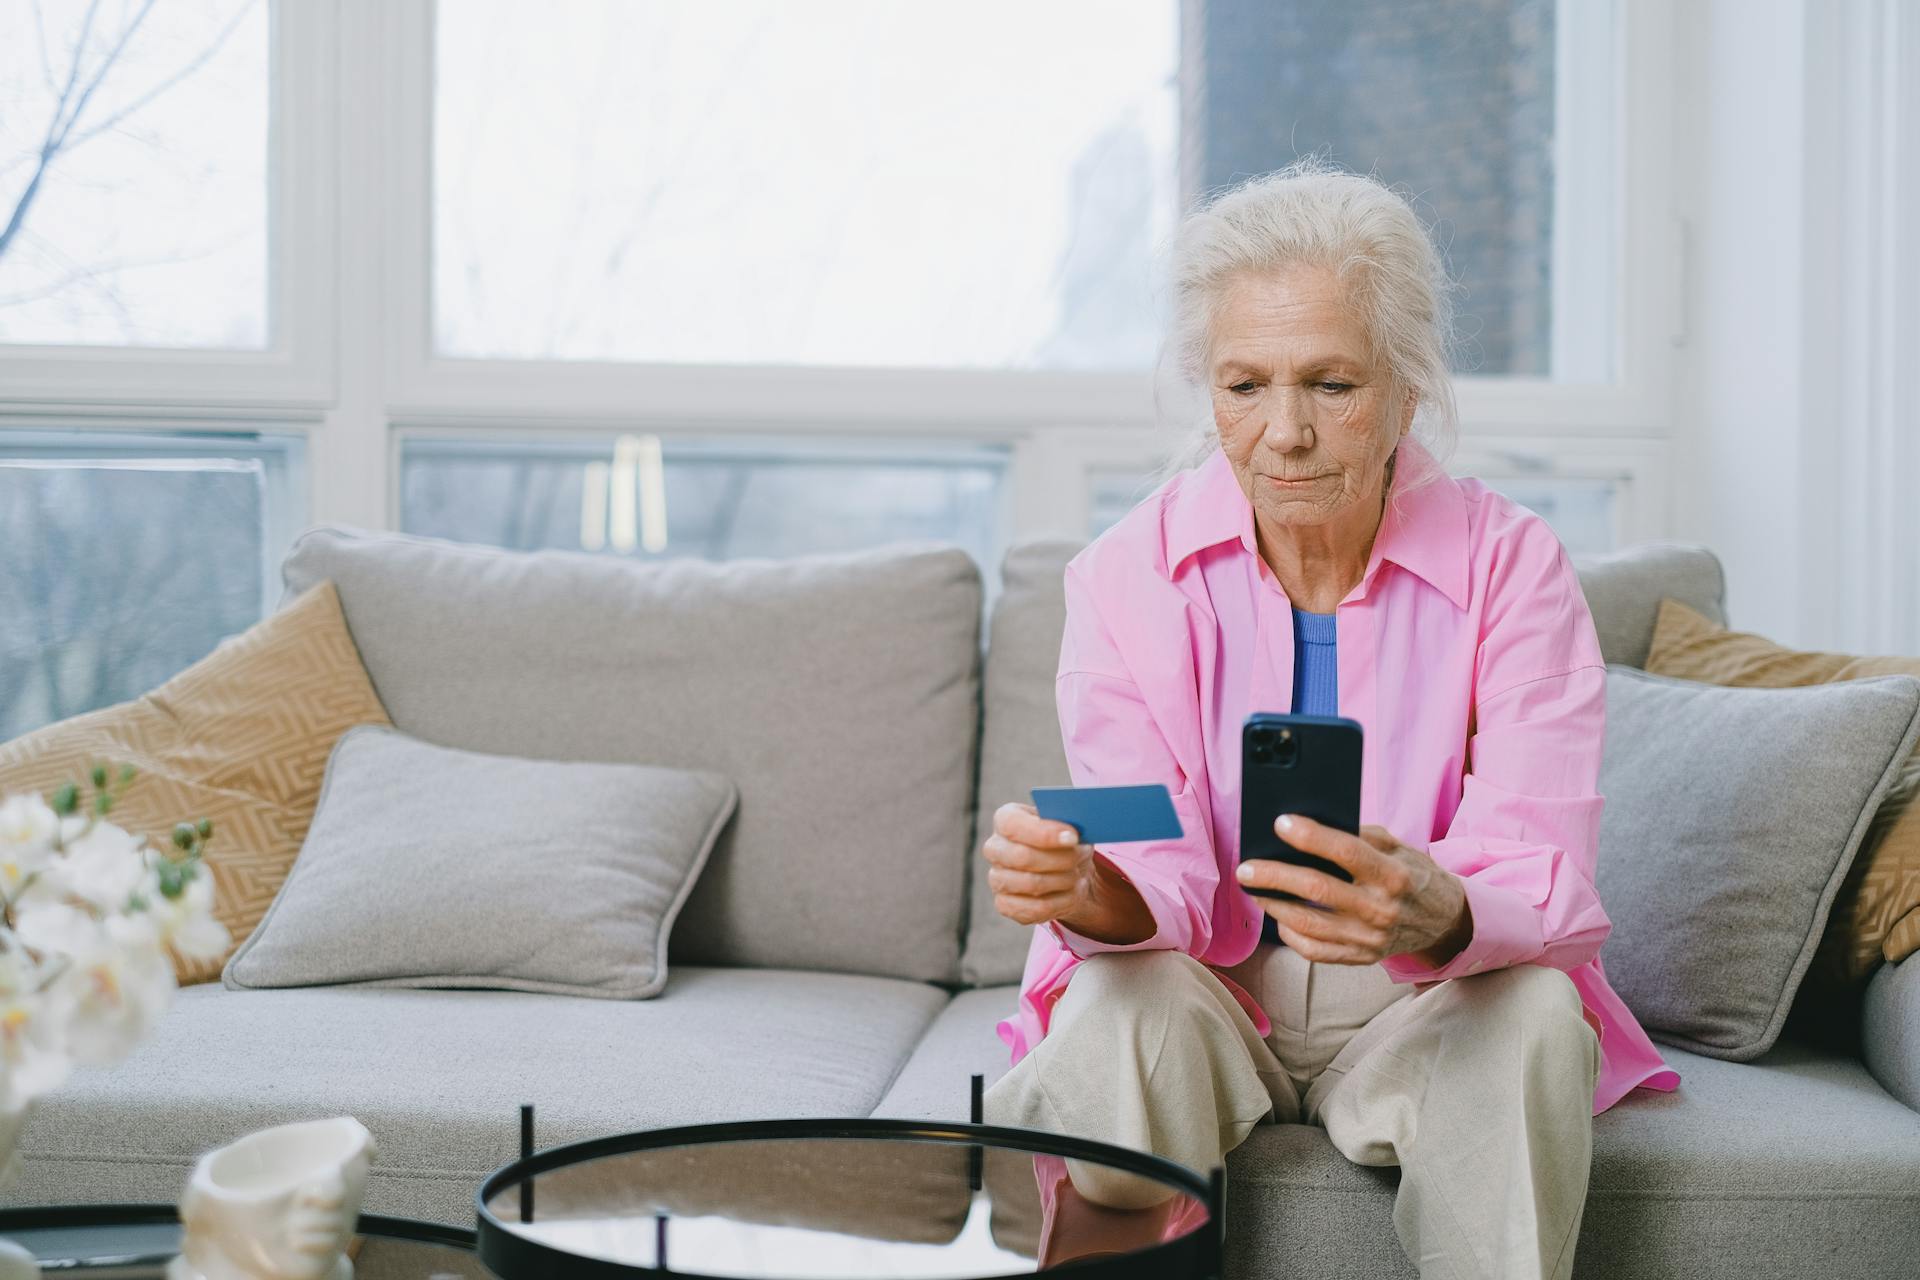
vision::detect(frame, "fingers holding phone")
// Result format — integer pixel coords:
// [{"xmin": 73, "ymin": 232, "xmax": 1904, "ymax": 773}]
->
[{"xmin": 1239, "ymin": 811, "xmax": 1472, "ymax": 966}]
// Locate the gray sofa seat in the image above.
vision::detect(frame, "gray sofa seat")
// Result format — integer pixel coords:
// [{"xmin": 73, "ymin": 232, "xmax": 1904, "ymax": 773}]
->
[
  {"xmin": 872, "ymin": 984, "xmax": 1920, "ymax": 1280},
  {"xmin": 18, "ymin": 968, "xmax": 947, "ymax": 1225}
]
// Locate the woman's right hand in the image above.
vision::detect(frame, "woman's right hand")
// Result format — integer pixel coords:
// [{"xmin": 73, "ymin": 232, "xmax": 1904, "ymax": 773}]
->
[
  {"xmin": 984, "ymin": 800, "xmax": 1096, "ymax": 927},
  {"xmin": 984, "ymin": 801, "xmax": 1158, "ymax": 946}
]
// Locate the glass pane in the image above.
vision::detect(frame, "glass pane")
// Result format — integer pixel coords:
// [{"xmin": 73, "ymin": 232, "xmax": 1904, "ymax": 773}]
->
[
  {"xmin": 0, "ymin": 0, "xmax": 270, "ymax": 349},
  {"xmin": 1088, "ymin": 467, "xmax": 1164, "ymax": 541},
  {"xmin": 0, "ymin": 431, "xmax": 304, "ymax": 738},
  {"xmin": 433, "ymin": 1, "xmax": 1177, "ymax": 370},
  {"xmin": 1478, "ymin": 475, "xmax": 1620, "ymax": 555},
  {"xmin": 1184, "ymin": 0, "xmax": 1607, "ymax": 377},
  {"xmin": 400, "ymin": 434, "xmax": 1010, "ymax": 604}
]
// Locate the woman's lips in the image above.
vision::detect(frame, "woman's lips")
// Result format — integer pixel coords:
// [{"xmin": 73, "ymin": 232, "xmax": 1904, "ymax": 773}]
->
[{"xmin": 1264, "ymin": 474, "xmax": 1326, "ymax": 486}]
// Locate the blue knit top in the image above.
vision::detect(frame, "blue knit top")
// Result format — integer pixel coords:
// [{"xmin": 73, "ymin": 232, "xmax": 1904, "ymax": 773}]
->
[{"xmin": 1262, "ymin": 607, "xmax": 1337, "ymax": 945}]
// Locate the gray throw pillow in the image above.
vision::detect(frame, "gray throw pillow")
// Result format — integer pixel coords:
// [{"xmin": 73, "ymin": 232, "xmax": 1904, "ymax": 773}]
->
[
  {"xmin": 282, "ymin": 526, "xmax": 980, "ymax": 985},
  {"xmin": 224, "ymin": 726, "xmax": 738, "ymax": 999},
  {"xmin": 1595, "ymin": 666, "xmax": 1920, "ymax": 1060}
]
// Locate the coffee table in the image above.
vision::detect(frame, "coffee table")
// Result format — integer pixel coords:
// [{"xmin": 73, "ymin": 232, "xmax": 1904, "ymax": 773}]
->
[
  {"xmin": 0, "ymin": 1205, "xmax": 483, "ymax": 1277},
  {"xmin": 476, "ymin": 1115, "xmax": 1225, "ymax": 1278}
]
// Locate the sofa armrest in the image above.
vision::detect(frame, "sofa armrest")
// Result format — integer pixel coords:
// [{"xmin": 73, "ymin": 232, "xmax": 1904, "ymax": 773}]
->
[{"xmin": 1864, "ymin": 957, "xmax": 1920, "ymax": 1112}]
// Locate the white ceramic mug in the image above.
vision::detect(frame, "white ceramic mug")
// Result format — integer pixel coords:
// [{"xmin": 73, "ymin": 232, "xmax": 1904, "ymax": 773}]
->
[{"xmin": 169, "ymin": 1117, "xmax": 376, "ymax": 1280}]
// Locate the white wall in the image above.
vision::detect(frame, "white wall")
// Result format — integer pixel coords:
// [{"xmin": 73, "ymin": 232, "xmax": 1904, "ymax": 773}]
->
[
  {"xmin": 1671, "ymin": 0, "xmax": 1920, "ymax": 652},
  {"xmin": 1670, "ymin": 0, "xmax": 1811, "ymax": 643}
]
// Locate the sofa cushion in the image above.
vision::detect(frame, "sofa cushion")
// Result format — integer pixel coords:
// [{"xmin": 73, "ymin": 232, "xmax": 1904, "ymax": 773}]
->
[
  {"xmin": 1595, "ymin": 667, "xmax": 1920, "ymax": 1060},
  {"xmin": 281, "ymin": 527, "xmax": 981, "ymax": 984},
  {"xmin": 0, "ymin": 580, "xmax": 391, "ymax": 986},
  {"xmin": 1646, "ymin": 597, "xmax": 1920, "ymax": 988},
  {"xmin": 16, "ymin": 968, "xmax": 947, "ymax": 1225},
  {"xmin": 870, "ymin": 986, "xmax": 1021, "ymax": 1120},
  {"xmin": 224, "ymin": 726, "xmax": 738, "ymax": 999},
  {"xmin": 962, "ymin": 540, "xmax": 1083, "ymax": 987},
  {"xmin": 883, "ymin": 984, "xmax": 1920, "ymax": 1279},
  {"xmin": 1571, "ymin": 541, "xmax": 1727, "ymax": 667},
  {"xmin": 959, "ymin": 537, "xmax": 1734, "ymax": 988}
]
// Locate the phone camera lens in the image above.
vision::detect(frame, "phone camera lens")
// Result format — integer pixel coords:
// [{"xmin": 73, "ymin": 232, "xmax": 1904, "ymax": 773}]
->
[{"xmin": 1275, "ymin": 736, "xmax": 1299, "ymax": 768}]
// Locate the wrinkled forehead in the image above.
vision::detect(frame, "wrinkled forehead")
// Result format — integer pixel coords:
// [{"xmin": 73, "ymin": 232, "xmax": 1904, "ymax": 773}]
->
[{"xmin": 1204, "ymin": 263, "xmax": 1383, "ymax": 372}]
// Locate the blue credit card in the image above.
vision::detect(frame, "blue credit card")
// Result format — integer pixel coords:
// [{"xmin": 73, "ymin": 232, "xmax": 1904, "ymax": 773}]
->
[{"xmin": 1031, "ymin": 784, "xmax": 1183, "ymax": 844}]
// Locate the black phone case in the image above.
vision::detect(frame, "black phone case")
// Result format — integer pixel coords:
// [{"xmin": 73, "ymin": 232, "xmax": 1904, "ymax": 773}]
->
[{"xmin": 1239, "ymin": 712, "xmax": 1364, "ymax": 902}]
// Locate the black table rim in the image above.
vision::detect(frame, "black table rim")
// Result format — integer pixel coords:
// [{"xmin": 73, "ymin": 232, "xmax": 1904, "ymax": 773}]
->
[{"xmin": 474, "ymin": 1116, "xmax": 1225, "ymax": 1280}]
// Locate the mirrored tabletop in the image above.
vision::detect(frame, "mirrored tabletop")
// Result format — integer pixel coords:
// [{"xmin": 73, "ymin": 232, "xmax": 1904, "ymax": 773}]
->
[{"xmin": 477, "ymin": 1121, "xmax": 1220, "ymax": 1279}]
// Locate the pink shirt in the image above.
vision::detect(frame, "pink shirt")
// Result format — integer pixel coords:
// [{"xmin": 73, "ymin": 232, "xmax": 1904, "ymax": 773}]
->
[{"xmin": 995, "ymin": 438, "xmax": 1681, "ymax": 1116}]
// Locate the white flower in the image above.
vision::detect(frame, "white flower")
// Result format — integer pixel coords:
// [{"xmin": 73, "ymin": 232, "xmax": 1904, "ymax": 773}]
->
[
  {"xmin": 0, "ymin": 941, "xmax": 73, "ymax": 1111},
  {"xmin": 45, "ymin": 819, "xmax": 147, "ymax": 913},
  {"xmin": 37, "ymin": 913, "xmax": 174, "ymax": 1069},
  {"xmin": 0, "ymin": 786, "xmax": 215, "ymax": 1109},
  {"xmin": 143, "ymin": 866, "xmax": 230, "ymax": 963},
  {"xmin": 13, "ymin": 900, "xmax": 104, "ymax": 961},
  {"xmin": 0, "ymin": 796, "xmax": 57, "ymax": 897}
]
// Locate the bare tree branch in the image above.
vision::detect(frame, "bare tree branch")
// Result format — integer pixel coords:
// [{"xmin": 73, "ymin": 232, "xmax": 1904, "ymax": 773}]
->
[
  {"xmin": 47, "ymin": 0, "xmax": 103, "ymax": 134},
  {"xmin": 61, "ymin": 0, "xmax": 257, "ymax": 153},
  {"xmin": 0, "ymin": 0, "xmax": 256, "ymax": 267},
  {"xmin": 31, "ymin": 0, "xmax": 60, "ymax": 96},
  {"xmin": 47, "ymin": 0, "xmax": 160, "ymax": 152},
  {"xmin": 1, "ymin": 0, "xmax": 110, "ymax": 262}
]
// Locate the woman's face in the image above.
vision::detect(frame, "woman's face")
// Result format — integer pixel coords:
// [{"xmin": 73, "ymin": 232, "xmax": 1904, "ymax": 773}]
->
[{"xmin": 1207, "ymin": 263, "xmax": 1412, "ymax": 533}]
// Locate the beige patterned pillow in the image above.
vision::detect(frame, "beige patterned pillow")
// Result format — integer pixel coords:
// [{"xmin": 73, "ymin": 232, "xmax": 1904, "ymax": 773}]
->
[
  {"xmin": 1646, "ymin": 597, "xmax": 1920, "ymax": 987},
  {"xmin": 0, "ymin": 582, "xmax": 390, "ymax": 984}
]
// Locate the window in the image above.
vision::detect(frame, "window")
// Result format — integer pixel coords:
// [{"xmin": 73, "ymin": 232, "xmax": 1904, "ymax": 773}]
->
[
  {"xmin": 429, "ymin": 0, "xmax": 1617, "ymax": 381},
  {"xmin": 1088, "ymin": 467, "xmax": 1166, "ymax": 541},
  {"xmin": 0, "ymin": 0, "xmax": 270, "ymax": 349},
  {"xmin": 432, "ymin": 0, "xmax": 1179, "ymax": 370},
  {"xmin": 400, "ymin": 433, "xmax": 1011, "ymax": 597},
  {"xmin": 0, "ymin": 430, "xmax": 305, "ymax": 738},
  {"xmin": 1185, "ymin": 0, "xmax": 1614, "ymax": 379},
  {"xmin": 0, "ymin": 1, "xmax": 1675, "ymax": 748}
]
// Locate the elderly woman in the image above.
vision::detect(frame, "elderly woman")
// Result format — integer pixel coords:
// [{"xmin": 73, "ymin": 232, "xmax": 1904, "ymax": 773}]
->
[{"xmin": 979, "ymin": 163, "xmax": 1680, "ymax": 1279}]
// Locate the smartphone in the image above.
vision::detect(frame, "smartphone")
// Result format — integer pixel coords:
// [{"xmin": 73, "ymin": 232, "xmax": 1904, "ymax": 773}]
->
[{"xmin": 1239, "ymin": 712, "xmax": 1364, "ymax": 903}]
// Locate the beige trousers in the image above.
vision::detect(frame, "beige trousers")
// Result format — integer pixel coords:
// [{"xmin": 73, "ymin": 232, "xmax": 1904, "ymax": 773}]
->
[{"xmin": 982, "ymin": 940, "xmax": 1602, "ymax": 1280}]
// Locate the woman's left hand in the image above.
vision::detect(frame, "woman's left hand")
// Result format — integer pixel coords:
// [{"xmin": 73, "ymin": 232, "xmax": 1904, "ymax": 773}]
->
[{"xmin": 1234, "ymin": 815, "xmax": 1471, "ymax": 966}]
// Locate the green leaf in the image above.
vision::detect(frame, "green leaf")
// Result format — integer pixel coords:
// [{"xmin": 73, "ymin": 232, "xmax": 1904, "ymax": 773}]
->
[
  {"xmin": 157, "ymin": 862, "xmax": 187, "ymax": 899},
  {"xmin": 195, "ymin": 817, "xmax": 213, "ymax": 839},
  {"xmin": 171, "ymin": 824, "xmax": 194, "ymax": 851},
  {"xmin": 90, "ymin": 764, "xmax": 108, "ymax": 789},
  {"xmin": 118, "ymin": 763, "xmax": 137, "ymax": 784},
  {"xmin": 51, "ymin": 784, "xmax": 78, "ymax": 816},
  {"xmin": 93, "ymin": 792, "xmax": 111, "ymax": 815}
]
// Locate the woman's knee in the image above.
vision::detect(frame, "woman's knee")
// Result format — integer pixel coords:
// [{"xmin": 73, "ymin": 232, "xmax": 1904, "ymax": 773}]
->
[
  {"xmin": 1066, "ymin": 947, "xmax": 1208, "ymax": 992},
  {"xmin": 1479, "ymin": 964, "xmax": 1592, "ymax": 1052},
  {"xmin": 1053, "ymin": 949, "xmax": 1222, "ymax": 1026}
]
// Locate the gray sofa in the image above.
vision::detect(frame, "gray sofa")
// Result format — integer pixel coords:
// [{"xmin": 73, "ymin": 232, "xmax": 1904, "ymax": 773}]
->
[{"xmin": 15, "ymin": 527, "xmax": 1920, "ymax": 1279}]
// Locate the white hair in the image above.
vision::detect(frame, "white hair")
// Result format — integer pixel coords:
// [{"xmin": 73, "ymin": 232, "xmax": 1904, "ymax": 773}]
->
[{"xmin": 1145, "ymin": 157, "xmax": 1460, "ymax": 493}]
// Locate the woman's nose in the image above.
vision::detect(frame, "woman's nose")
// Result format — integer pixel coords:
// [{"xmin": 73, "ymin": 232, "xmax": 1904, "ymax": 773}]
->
[{"xmin": 1259, "ymin": 388, "xmax": 1317, "ymax": 452}]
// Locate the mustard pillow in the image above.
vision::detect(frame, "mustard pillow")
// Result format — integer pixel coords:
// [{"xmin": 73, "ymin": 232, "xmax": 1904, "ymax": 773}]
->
[
  {"xmin": 1645, "ymin": 597, "xmax": 1920, "ymax": 987},
  {"xmin": 0, "ymin": 581, "xmax": 391, "ymax": 984}
]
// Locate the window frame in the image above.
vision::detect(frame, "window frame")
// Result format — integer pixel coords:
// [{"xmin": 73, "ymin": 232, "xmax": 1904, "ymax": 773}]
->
[
  {"xmin": 0, "ymin": 0, "xmax": 336, "ymax": 408},
  {"xmin": 385, "ymin": 0, "xmax": 1679, "ymax": 437},
  {"xmin": 0, "ymin": 0, "xmax": 1684, "ymax": 557}
]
